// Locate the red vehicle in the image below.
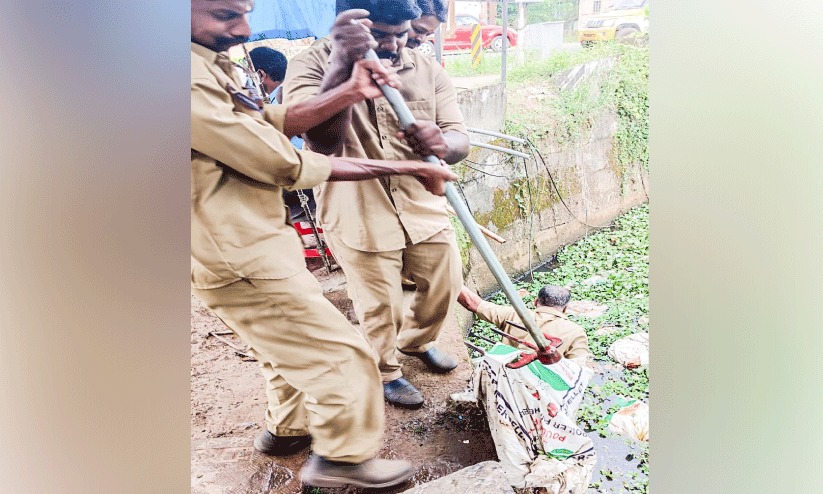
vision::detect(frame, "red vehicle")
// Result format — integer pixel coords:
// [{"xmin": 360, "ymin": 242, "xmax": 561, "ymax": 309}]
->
[{"xmin": 443, "ymin": 15, "xmax": 518, "ymax": 52}]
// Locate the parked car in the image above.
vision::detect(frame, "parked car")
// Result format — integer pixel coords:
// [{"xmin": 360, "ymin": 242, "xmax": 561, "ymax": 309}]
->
[
  {"xmin": 442, "ymin": 15, "xmax": 518, "ymax": 52},
  {"xmin": 414, "ymin": 15, "xmax": 518, "ymax": 57},
  {"xmin": 578, "ymin": 0, "xmax": 648, "ymax": 47}
]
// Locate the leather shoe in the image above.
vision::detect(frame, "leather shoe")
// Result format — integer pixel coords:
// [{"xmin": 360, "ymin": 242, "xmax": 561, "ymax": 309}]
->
[
  {"xmin": 383, "ymin": 377, "xmax": 424, "ymax": 409},
  {"xmin": 300, "ymin": 454, "xmax": 415, "ymax": 488},
  {"xmin": 399, "ymin": 347, "xmax": 457, "ymax": 374},
  {"xmin": 253, "ymin": 430, "xmax": 311, "ymax": 456}
]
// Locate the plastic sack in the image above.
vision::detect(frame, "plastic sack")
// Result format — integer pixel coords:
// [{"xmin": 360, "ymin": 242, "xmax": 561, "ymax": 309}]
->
[
  {"xmin": 607, "ymin": 400, "xmax": 649, "ymax": 442},
  {"xmin": 607, "ymin": 332, "xmax": 649, "ymax": 368},
  {"xmin": 470, "ymin": 343, "xmax": 596, "ymax": 492}
]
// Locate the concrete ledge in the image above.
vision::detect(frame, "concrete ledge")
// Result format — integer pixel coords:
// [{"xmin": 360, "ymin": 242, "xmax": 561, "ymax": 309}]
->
[{"xmin": 400, "ymin": 461, "xmax": 515, "ymax": 494}]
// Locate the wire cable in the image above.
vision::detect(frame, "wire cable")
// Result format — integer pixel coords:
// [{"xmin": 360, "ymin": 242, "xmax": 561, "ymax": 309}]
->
[
  {"xmin": 462, "ymin": 161, "xmax": 518, "ymax": 178},
  {"xmin": 525, "ymin": 137, "xmax": 611, "ymax": 229},
  {"xmin": 455, "ymin": 180, "xmax": 475, "ymax": 217}
]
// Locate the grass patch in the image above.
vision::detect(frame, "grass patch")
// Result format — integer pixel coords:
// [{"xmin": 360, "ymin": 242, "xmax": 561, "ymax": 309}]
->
[
  {"xmin": 444, "ymin": 52, "xmax": 511, "ymax": 78},
  {"xmin": 502, "ymin": 42, "xmax": 649, "ymax": 190}
]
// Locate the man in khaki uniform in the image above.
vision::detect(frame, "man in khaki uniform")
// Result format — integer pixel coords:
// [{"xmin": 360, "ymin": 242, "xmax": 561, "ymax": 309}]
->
[
  {"xmin": 406, "ymin": 0, "xmax": 448, "ymax": 51},
  {"xmin": 191, "ymin": 1, "xmax": 458, "ymax": 487},
  {"xmin": 283, "ymin": 0, "xmax": 470, "ymax": 409},
  {"xmin": 457, "ymin": 285, "xmax": 592, "ymax": 361}
]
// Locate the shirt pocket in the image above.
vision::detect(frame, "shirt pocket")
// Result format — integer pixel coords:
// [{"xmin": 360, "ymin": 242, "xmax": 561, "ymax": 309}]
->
[{"xmin": 405, "ymin": 99, "xmax": 435, "ymax": 122}]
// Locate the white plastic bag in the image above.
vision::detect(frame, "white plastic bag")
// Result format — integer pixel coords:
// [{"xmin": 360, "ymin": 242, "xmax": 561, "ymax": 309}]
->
[
  {"xmin": 607, "ymin": 400, "xmax": 649, "ymax": 442},
  {"xmin": 607, "ymin": 332, "xmax": 649, "ymax": 368}
]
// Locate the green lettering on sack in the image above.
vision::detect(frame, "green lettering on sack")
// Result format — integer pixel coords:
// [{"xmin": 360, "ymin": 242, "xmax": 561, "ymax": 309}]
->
[
  {"xmin": 487, "ymin": 343, "xmax": 520, "ymax": 356},
  {"xmin": 527, "ymin": 362, "xmax": 571, "ymax": 391},
  {"xmin": 547, "ymin": 448, "xmax": 574, "ymax": 460}
]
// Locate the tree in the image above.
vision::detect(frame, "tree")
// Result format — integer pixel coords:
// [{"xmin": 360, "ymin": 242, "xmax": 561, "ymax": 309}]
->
[{"xmin": 497, "ymin": 0, "xmax": 580, "ymax": 27}]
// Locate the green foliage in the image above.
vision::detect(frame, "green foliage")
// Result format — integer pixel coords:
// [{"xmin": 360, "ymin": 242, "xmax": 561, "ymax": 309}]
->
[
  {"xmin": 611, "ymin": 45, "xmax": 649, "ymax": 173},
  {"xmin": 551, "ymin": 80, "xmax": 609, "ymax": 146},
  {"xmin": 450, "ymin": 215, "xmax": 472, "ymax": 267},
  {"xmin": 468, "ymin": 204, "xmax": 648, "ymax": 354},
  {"xmin": 444, "ymin": 52, "xmax": 511, "ymax": 78},
  {"xmin": 467, "ymin": 204, "xmax": 649, "ymax": 493},
  {"xmin": 507, "ymin": 42, "xmax": 621, "ymax": 84},
  {"xmin": 503, "ymin": 42, "xmax": 649, "ymax": 189},
  {"xmin": 526, "ymin": 1, "xmax": 580, "ymax": 24},
  {"xmin": 444, "ymin": 41, "xmax": 619, "ymax": 80},
  {"xmin": 496, "ymin": 0, "xmax": 578, "ymax": 27},
  {"xmin": 512, "ymin": 180, "xmax": 530, "ymax": 219}
]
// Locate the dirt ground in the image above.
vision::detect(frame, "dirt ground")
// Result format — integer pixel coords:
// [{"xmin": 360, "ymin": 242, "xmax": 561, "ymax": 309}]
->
[{"xmin": 191, "ymin": 258, "xmax": 497, "ymax": 494}]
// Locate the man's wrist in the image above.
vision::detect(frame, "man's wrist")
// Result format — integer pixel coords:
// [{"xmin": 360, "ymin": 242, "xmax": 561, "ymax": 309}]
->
[
  {"xmin": 328, "ymin": 54, "xmax": 354, "ymax": 73},
  {"xmin": 338, "ymin": 79, "xmax": 362, "ymax": 106}
]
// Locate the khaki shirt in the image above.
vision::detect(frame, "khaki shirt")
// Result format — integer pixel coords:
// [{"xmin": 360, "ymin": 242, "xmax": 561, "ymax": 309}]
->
[
  {"xmin": 475, "ymin": 302, "xmax": 592, "ymax": 359},
  {"xmin": 283, "ymin": 39, "xmax": 468, "ymax": 252},
  {"xmin": 191, "ymin": 43, "xmax": 331, "ymax": 289}
]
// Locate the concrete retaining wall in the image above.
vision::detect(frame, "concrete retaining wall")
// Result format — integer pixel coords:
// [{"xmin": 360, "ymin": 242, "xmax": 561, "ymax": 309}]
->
[
  {"xmin": 454, "ymin": 65, "xmax": 648, "ymax": 299},
  {"xmin": 456, "ymin": 80, "xmax": 507, "ymax": 135}
]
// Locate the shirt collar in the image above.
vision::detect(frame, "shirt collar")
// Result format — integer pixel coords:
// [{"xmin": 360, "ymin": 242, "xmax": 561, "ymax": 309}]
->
[
  {"xmin": 535, "ymin": 306, "xmax": 567, "ymax": 319},
  {"xmin": 191, "ymin": 42, "xmax": 235, "ymax": 73},
  {"xmin": 396, "ymin": 47, "xmax": 416, "ymax": 71},
  {"xmin": 191, "ymin": 42, "xmax": 220, "ymax": 63}
]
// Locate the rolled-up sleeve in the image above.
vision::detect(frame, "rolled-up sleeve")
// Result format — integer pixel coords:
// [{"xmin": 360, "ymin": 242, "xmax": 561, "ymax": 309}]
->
[{"xmin": 191, "ymin": 76, "xmax": 330, "ymax": 189}]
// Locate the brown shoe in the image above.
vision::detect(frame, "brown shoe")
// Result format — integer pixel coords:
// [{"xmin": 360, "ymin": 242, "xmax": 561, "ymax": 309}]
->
[
  {"xmin": 253, "ymin": 430, "xmax": 311, "ymax": 456},
  {"xmin": 300, "ymin": 455, "xmax": 415, "ymax": 489},
  {"xmin": 399, "ymin": 347, "xmax": 458, "ymax": 374}
]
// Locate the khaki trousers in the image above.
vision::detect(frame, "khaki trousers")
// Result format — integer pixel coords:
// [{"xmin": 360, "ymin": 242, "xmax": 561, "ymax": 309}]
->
[
  {"xmin": 193, "ymin": 270, "xmax": 384, "ymax": 463},
  {"xmin": 325, "ymin": 229, "xmax": 462, "ymax": 382}
]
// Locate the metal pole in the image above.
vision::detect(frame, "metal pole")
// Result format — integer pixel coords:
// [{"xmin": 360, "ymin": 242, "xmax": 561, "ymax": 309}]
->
[
  {"xmin": 364, "ymin": 49, "xmax": 551, "ymax": 353},
  {"xmin": 467, "ymin": 127, "xmax": 527, "ymax": 144},
  {"xmin": 516, "ymin": 1, "xmax": 526, "ymax": 65},
  {"xmin": 464, "ymin": 340, "xmax": 487, "ymax": 355},
  {"xmin": 501, "ymin": 0, "xmax": 508, "ymax": 84},
  {"xmin": 297, "ymin": 189, "xmax": 333, "ymax": 273},
  {"xmin": 434, "ymin": 23, "xmax": 443, "ymax": 64},
  {"xmin": 470, "ymin": 140, "xmax": 531, "ymax": 159}
]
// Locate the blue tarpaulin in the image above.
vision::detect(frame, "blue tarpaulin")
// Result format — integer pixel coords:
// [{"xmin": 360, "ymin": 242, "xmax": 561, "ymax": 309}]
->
[{"xmin": 249, "ymin": 0, "xmax": 336, "ymax": 40}]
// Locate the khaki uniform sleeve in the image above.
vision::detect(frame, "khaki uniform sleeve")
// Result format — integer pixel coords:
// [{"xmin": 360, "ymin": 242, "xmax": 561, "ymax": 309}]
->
[
  {"xmin": 433, "ymin": 64, "xmax": 468, "ymax": 135},
  {"xmin": 281, "ymin": 48, "xmax": 325, "ymax": 106},
  {"xmin": 564, "ymin": 328, "xmax": 592, "ymax": 359},
  {"xmin": 475, "ymin": 300, "xmax": 520, "ymax": 328},
  {"xmin": 191, "ymin": 76, "xmax": 330, "ymax": 189},
  {"xmin": 475, "ymin": 301, "xmax": 534, "ymax": 348}
]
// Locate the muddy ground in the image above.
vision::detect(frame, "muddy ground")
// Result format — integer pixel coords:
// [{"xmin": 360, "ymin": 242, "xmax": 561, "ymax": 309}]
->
[{"xmin": 191, "ymin": 258, "xmax": 497, "ymax": 494}]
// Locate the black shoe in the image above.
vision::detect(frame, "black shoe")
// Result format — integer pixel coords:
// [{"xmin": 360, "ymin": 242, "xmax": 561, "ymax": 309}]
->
[
  {"xmin": 399, "ymin": 347, "xmax": 458, "ymax": 374},
  {"xmin": 383, "ymin": 377, "xmax": 424, "ymax": 409},
  {"xmin": 400, "ymin": 276, "xmax": 417, "ymax": 291},
  {"xmin": 253, "ymin": 430, "xmax": 311, "ymax": 456}
]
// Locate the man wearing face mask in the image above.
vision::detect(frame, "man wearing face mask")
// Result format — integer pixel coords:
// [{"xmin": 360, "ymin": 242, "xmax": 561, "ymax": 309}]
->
[
  {"xmin": 284, "ymin": 0, "xmax": 470, "ymax": 410},
  {"xmin": 406, "ymin": 0, "xmax": 448, "ymax": 50},
  {"xmin": 248, "ymin": 46, "xmax": 306, "ymax": 153},
  {"xmin": 248, "ymin": 46, "xmax": 288, "ymax": 103}
]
